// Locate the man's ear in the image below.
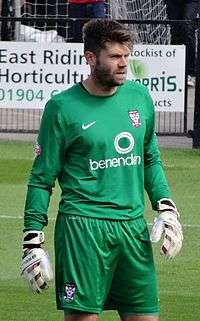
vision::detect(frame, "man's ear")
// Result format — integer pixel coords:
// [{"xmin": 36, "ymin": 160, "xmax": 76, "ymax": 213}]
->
[{"xmin": 84, "ymin": 50, "xmax": 97, "ymax": 67}]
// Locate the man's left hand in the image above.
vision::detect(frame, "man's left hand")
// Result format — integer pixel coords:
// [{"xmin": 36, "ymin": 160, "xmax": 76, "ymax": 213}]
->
[{"xmin": 150, "ymin": 198, "xmax": 183, "ymax": 259}]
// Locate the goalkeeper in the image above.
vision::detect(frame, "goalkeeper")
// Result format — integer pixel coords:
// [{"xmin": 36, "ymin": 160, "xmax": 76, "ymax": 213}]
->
[{"xmin": 21, "ymin": 19, "xmax": 183, "ymax": 321}]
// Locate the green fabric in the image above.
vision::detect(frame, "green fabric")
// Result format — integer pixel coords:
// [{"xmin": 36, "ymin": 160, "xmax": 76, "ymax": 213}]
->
[
  {"xmin": 55, "ymin": 214, "xmax": 159, "ymax": 314},
  {"xmin": 24, "ymin": 80, "xmax": 170, "ymax": 230}
]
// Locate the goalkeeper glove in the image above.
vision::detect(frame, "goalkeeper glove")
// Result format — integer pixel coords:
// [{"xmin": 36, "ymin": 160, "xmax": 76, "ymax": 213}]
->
[
  {"xmin": 20, "ymin": 230, "xmax": 53, "ymax": 293},
  {"xmin": 150, "ymin": 198, "xmax": 183, "ymax": 259}
]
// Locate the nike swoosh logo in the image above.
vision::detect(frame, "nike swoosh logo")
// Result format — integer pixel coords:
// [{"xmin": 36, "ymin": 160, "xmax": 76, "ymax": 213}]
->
[{"xmin": 82, "ymin": 121, "xmax": 96, "ymax": 130}]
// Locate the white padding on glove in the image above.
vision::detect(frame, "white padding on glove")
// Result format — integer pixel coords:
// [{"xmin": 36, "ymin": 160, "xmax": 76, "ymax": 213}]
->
[
  {"xmin": 21, "ymin": 248, "xmax": 53, "ymax": 293},
  {"xmin": 150, "ymin": 199, "xmax": 183, "ymax": 259}
]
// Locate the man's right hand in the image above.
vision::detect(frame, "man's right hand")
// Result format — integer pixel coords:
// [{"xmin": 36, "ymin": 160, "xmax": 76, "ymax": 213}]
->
[{"xmin": 20, "ymin": 231, "xmax": 53, "ymax": 293}]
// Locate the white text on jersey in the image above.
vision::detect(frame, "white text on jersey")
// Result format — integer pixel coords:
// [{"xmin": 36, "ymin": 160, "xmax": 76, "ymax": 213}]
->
[{"xmin": 89, "ymin": 154, "xmax": 141, "ymax": 170}]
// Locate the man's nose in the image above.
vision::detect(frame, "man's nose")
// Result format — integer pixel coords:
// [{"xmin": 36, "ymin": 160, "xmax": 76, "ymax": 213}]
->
[{"xmin": 119, "ymin": 56, "xmax": 128, "ymax": 67}]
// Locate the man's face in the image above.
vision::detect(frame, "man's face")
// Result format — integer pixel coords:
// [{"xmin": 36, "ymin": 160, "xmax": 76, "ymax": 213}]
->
[{"xmin": 92, "ymin": 42, "xmax": 130, "ymax": 88}]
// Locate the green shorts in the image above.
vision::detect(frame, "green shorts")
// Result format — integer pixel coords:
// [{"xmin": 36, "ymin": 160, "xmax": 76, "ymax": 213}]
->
[{"xmin": 54, "ymin": 213, "xmax": 159, "ymax": 315}]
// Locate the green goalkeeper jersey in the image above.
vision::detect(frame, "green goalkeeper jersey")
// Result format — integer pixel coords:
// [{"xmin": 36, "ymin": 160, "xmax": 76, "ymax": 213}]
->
[{"xmin": 24, "ymin": 80, "xmax": 170, "ymax": 230}]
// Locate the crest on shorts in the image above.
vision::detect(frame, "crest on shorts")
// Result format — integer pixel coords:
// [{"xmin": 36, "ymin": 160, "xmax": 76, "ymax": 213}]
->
[
  {"xmin": 128, "ymin": 110, "xmax": 141, "ymax": 128},
  {"xmin": 64, "ymin": 282, "xmax": 77, "ymax": 302}
]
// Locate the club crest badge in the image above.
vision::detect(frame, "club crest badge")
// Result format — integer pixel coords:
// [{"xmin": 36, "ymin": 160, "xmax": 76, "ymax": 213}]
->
[
  {"xmin": 128, "ymin": 110, "xmax": 141, "ymax": 128},
  {"xmin": 64, "ymin": 282, "xmax": 77, "ymax": 302}
]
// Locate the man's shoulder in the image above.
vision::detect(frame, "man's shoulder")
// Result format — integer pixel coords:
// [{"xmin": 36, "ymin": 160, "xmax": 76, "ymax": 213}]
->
[
  {"xmin": 123, "ymin": 80, "xmax": 153, "ymax": 113},
  {"xmin": 46, "ymin": 84, "xmax": 83, "ymax": 112},
  {"xmin": 123, "ymin": 80, "xmax": 152, "ymax": 104},
  {"xmin": 124, "ymin": 80, "xmax": 148, "ymax": 94},
  {"xmin": 52, "ymin": 84, "xmax": 80, "ymax": 103}
]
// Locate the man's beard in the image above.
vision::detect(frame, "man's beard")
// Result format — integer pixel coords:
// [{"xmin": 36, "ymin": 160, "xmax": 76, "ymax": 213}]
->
[{"xmin": 93, "ymin": 61, "xmax": 126, "ymax": 88}]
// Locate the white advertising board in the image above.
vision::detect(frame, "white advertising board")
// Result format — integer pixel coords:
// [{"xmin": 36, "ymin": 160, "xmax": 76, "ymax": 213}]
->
[{"xmin": 0, "ymin": 42, "xmax": 185, "ymax": 111}]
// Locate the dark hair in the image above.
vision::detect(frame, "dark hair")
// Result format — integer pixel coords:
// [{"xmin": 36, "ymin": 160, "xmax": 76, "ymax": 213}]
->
[{"xmin": 82, "ymin": 19, "xmax": 133, "ymax": 53}]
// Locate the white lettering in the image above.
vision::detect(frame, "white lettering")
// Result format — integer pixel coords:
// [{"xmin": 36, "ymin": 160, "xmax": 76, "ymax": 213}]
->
[{"xmin": 89, "ymin": 154, "xmax": 141, "ymax": 171}]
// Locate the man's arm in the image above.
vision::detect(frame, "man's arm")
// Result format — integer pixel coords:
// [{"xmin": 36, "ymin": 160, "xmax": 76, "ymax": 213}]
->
[
  {"xmin": 143, "ymin": 90, "xmax": 183, "ymax": 258},
  {"xmin": 143, "ymin": 91, "xmax": 171, "ymax": 208},
  {"xmin": 24, "ymin": 98, "xmax": 67, "ymax": 231},
  {"xmin": 21, "ymin": 98, "xmax": 67, "ymax": 292}
]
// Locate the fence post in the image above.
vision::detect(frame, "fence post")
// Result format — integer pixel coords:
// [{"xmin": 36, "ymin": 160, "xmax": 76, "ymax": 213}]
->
[
  {"xmin": 193, "ymin": 17, "xmax": 200, "ymax": 148},
  {"xmin": 14, "ymin": 0, "xmax": 21, "ymax": 41}
]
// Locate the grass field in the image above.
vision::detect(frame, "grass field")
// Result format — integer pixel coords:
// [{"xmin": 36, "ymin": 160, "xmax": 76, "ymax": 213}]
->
[{"xmin": 0, "ymin": 140, "xmax": 200, "ymax": 321}]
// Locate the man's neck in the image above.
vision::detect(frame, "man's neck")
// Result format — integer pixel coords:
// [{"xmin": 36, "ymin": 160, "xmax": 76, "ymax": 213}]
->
[{"xmin": 82, "ymin": 77, "xmax": 117, "ymax": 97}]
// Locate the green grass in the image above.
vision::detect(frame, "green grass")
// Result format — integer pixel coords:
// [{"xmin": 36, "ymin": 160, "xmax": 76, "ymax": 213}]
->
[{"xmin": 0, "ymin": 140, "xmax": 199, "ymax": 321}]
